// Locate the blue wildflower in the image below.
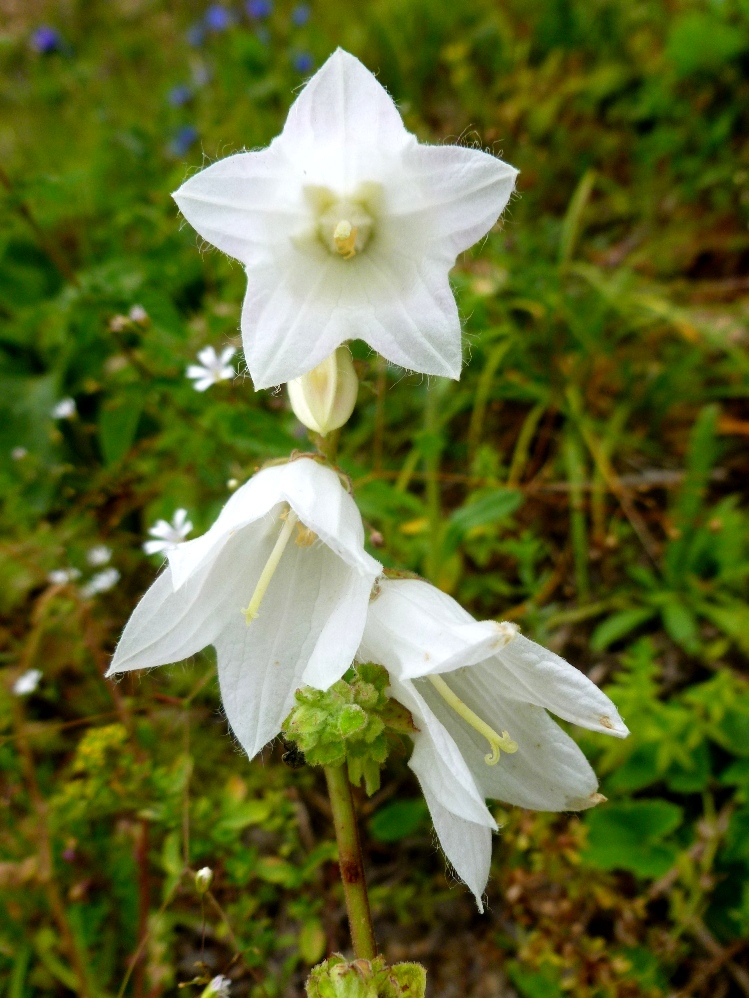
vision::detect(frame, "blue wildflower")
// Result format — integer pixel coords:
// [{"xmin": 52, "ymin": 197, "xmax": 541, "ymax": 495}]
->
[
  {"xmin": 186, "ymin": 23, "xmax": 205, "ymax": 46},
  {"xmin": 31, "ymin": 26, "xmax": 61, "ymax": 54},
  {"xmin": 205, "ymin": 5, "xmax": 232, "ymax": 30},
  {"xmin": 168, "ymin": 85, "xmax": 193, "ymax": 107},
  {"xmin": 170, "ymin": 125, "xmax": 199, "ymax": 157},
  {"xmin": 292, "ymin": 51, "xmax": 314, "ymax": 74},
  {"xmin": 291, "ymin": 5, "xmax": 310, "ymax": 26},
  {"xmin": 246, "ymin": 0, "xmax": 272, "ymax": 18}
]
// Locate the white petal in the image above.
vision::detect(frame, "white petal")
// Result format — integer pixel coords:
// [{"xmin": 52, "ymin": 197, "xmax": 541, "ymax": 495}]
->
[
  {"xmin": 173, "ymin": 509, "xmax": 188, "ymax": 528},
  {"xmin": 420, "ymin": 782, "xmax": 492, "ymax": 912},
  {"xmin": 216, "ymin": 540, "xmax": 367, "ymax": 757},
  {"xmin": 418, "ymin": 677, "xmax": 602, "ymax": 812},
  {"xmin": 187, "ymin": 365, "xmax": 209, "ymax": 379},
  {"xmin": 391, "ymin": 677, "xmax": 496, "ymax": 828},
  {"xmin": 149, "ymin": 519, "xmax": 173, "ymax": 539},
  {"xmin": 142, "ymin": 539, "xmax": 169, "ymax": 556},
  {"xmin": 197, "ymin": 346, "xmax": 217, "ymax": 366},
  {"xmin": 168, "ymin": 458, "xmax": 380, "ymax": 589},
  {"xmin": 389, "ymin": 143, "xmax": 518, "ymax": 257},
  {"xmin": 487, "ymin": 635, "xmax": 629, "ymax": 738},
  {"xmin": 193, "ymin": 377, "xmax": 213, "ymax": 392},
  {"xmin": 360, "ymin": 578, "xmax": 511, "ymax": 680},
  {"xmin": 240, "ymin": 238, "xmax": 461, "ymax": 389},
  {"xmin": 173, "ymin": 144, "xmax": 304, "ymax": 267},
  {"xmin": 281, "ymin": 49, "xmax": 411, "ymax": 184},
  {"xmin": 219, "ymin": 346, "xmax": 236, "ymax": 364}
]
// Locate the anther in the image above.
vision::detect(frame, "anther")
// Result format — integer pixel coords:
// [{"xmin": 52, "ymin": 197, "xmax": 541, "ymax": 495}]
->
[
  {"xmin": 333, "ymin": 220, "xmax": 358, "ymax": 259},
  {"xmin": 241, "ymin": 508, "xmax": 299, "ymax": 624},
  {"xmin": 427, "ymin": 674, "xmax": 518, "ymax": 765}
]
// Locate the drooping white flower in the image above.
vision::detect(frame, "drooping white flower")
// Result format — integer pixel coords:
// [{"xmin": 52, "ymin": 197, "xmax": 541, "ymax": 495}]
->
[
  {"xmin": 51, "ymin": 397, "xmax": 76, "ymax": 419},
  {"xmin": 87, "ymin": 545, "xmax": 112, "ymax": 567},
  {"xmin": 287, "ymin": 347, "xmax": 358, "ymax": 436},
  {"xmin": 173, "ymin": 48, "xmax": 518, "ymax": 390},
  {"xmin": 81, "ymin": 568, "xmax": 121, "ymax": 598},
  {"xmin": 47, "ymin": 568, "xmax": 81, "ymax": 585},
  {"xmin": 358, "ymin": 578, "xmax": 629, "ymax": 909},
  {"xmin": 143, "ymin": 509, "xmax": 193, "ymax": 556},
  {"xmin": 186, "ymin": 346, "xmax": 237, "ymax": 392},
  {"xmin": 202, "ymin": 976, "xmax": 231, "ymax": 998},
  {"xmin": 13, "ymin": 668, "xmax": 43, "ymax": 696},
  {"xmin": 108, "ymin": 458, "xmax": 381, "ymax": 759}
]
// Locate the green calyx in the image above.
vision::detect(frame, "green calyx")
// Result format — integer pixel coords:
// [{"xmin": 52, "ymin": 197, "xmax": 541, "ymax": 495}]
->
[
  {"xmin": 306, "ymin": 954, "xmax": 427, "ymax": 998},
  {"xmin": 282, "ymin": 663, "xmax": 416, "ymax": 795}
]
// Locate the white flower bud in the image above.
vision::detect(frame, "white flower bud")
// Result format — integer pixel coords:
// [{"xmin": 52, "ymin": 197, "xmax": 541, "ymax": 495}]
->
[
  {"xmin": 195, "ymin": 866, "xmax": 213, "ymax": 894},
  {"xmin": 287, "ymin": 347, "xmax": 358, "ymax": 437}
]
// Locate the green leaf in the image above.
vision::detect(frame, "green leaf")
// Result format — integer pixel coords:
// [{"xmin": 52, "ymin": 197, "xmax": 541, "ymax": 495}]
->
[
  {"xmin": 661, "ymin": 599, "xmax": 699, "ymax": 652},
  {"xmin": 369, "ymin": 799, "xmax": 429, "ymax": 843},
  {"xmin": 444, "ymin": 487, "xmax": 523, "ymax": 554},
  {"xmin": 98, "ymin": 388, "xmax": 144, "ymax": 465},
  {"xmin": 590, "ymin": 607, "xmax": 656, "ymax": 651},
  {"xmin": 507, "ymin": 962, "xmax": 563, "ymax": 998},
  {"xmin": 583, "ymin": 800, "xmax": 683, "ymax": 878},
  {"xmin": 666, "ymin": 13, "xmax": 746, "ymax": 76},
  {"xmin": 299, "ymin": 919, "xmax": 327, "ymax": 965}
]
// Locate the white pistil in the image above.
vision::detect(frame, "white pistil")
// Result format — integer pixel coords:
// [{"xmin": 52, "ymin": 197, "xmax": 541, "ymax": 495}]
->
[
  {"xmin": 427, "ymin": 673, "xmax": 518, "ymax": 765},
  {"xmin": 241, "ymin": 508, "xmax": 299, "ymax": 623},
  {"xmin": 333, "ymin": 219, "xmax": 358, "ymax": 259}
]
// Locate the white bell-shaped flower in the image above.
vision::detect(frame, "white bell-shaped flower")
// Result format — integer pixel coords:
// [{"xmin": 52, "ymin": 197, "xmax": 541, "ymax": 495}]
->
[
  {"xmin": 358, "ymin": 578, "xmax": 628, "ymax": 909},
  {"xmin": 288, "ymin": 347, "xmax": 358, "ymax": 436},
  {"xmin": 173, "ymin": 48, "xmax": 518, "ymax": 390},
  {"xmin": 108, "ymin": 458, "xmax": 381, "ymax": 759}
]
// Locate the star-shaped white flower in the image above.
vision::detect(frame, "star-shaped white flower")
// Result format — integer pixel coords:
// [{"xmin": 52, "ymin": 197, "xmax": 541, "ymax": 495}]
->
[
  {"xmin": 143, "ymin": 509, "xmax": 194, "ymax": 556},
  {"xmin": 186, "ymin": 346, "xmax": 237, "ymax": 392},
  {"xmin": 108, "ymin": 458, "xmax": 381, "ymax": 759},
  {"xmin": 81, "ymin": 567, "xmax": 121, "ymax": 598},
  {"xmin": 358, "ymin": 578, "xmax": 629, "ymax": 910},
  {"xmin": 173, "ymin": 48, "xmax": 518, "ymax": 390}
]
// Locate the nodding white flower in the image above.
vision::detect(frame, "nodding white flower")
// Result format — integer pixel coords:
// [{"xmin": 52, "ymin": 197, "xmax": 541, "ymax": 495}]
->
[
  {"xmin": 202, "ymin": 976, "xmax": 231, "ymax": 998},
  {"xmin": 186, "ymin": 346, "xmax": 237, "ymax": 392},
  {"xmin": 86, "ymin": 545, "xmax": 112, "ymax": 567},
  {"xmin": 81, "ymin": 567, "xmax": 121, "ymax": 598},
  {"xmin": 143, "ymin": 509, "xmax": 194, "ymax": 556},
  {"xmin": 358, "ymin": 578, "xmax": 629, "ymax": 910},
  {"xmin": 287, "ymin": 347, "xmax": 358, "ymax": 436},
  {"xmin": 173, "ymin": 48, "xmax": 518, "ymax": 390},
  {"xmin": 108, "ymin": 458, "xmax": 381, "ymax": 759},
  {"xmin": 51, "ymin": 397, "xmax": 76, "ymax": 419},
  {"xmin": 13, "ymin": 669, "xmax": 43, "ymax": 696},
  {"xmin": 48, "ymin": 568, "xmax": 81, "ymax": 585}
]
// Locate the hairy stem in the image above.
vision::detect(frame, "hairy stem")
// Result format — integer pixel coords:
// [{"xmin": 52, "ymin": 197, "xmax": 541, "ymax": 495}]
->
[{"xmin": 324, "ymin": 765, "xmax": 377, "ymax": 960}]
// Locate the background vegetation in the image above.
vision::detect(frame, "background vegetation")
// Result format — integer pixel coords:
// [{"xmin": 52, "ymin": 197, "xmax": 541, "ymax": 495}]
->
[{"xmin": 2, "ymin": 0, "xmax": 749, "ymax": 995}]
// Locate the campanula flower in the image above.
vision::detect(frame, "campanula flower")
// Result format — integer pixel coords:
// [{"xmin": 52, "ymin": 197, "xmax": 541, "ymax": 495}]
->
[
  {"xmin": 358, "ymin": 578, "xmax": 628, "ymax": 909},
  {"xmin": 173, "ymin": 49, "xmax": 517, "ymax": 389},
  {"xmin": 108, "ymin": 459, "xmax": 381, "ymax": 759}
]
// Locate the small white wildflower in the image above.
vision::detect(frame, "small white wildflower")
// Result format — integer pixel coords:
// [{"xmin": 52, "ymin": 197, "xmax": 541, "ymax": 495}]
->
[
  {"xmin": 202, "ymin": 976, "xmax": 231, "ymax": 998},
  {"xmin": 128, "ymin": 304, "xmax": 148, "ymax": 324},
  {"xmin": 86, "ymin": 545, "xmax": 112, "ymax": 567},
  {"xmin": 13, "ymin": 669, "xmax": 43, "ymax": 696},
  {"xmin": 51, "ymin": 397, "xmax": 76, "ymax": 420},
  {"xmin": 195, "ymin": 867, "xmax": 213, "ymax": 894},
  {"xmin": 48, "ymin": 568, "xmax": 81, "ymax": 585},
  {"xmin": 186, "ymin": 346, "xmax": 236, "ymax": 392},
  {"xmin": 143, "ymin": 508, "xmax": 193, "ymax": 556},
  {"xmin": 11, "ymin": 447, "xmax": 28, "ymax": 460},
  {"xmin": 81, "ymin": 568, "xmax": 121, "ymax": 598}
]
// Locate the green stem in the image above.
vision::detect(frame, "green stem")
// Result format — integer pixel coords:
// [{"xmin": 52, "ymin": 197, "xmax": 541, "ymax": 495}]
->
[{"xmin": 324, "ymin": 765, "xmax": 377, "ymax": 960}]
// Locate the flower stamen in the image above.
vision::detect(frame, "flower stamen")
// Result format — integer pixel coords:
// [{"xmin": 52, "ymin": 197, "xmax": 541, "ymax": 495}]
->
[
  {"xmin": 333, "ymin": 220, "xmax": 358, "ymax": 259},
  {"xmin": 241, "ymin": 507, "xmax": 299, "ymax": 623},
  {"xmin": 427, "ymin": 673, "xmax": 518, "ymax": 765}
]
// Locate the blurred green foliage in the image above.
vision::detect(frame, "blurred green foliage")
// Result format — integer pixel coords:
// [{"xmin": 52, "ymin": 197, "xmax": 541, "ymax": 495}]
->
[{"xmin": 2, "ymin": 0, "xmax": 749, "ymax": 995}]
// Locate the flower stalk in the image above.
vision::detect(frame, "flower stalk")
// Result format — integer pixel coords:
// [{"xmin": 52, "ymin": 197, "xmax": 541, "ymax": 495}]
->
[{"xmin": 324, "ymin": 764, "xmax": 377, "ymax": 961}]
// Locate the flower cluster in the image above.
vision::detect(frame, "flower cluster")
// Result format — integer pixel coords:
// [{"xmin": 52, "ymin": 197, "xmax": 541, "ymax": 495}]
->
[{"xmin": 111, "ymin": 49, "xmax": 628, "ymax": 910}]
